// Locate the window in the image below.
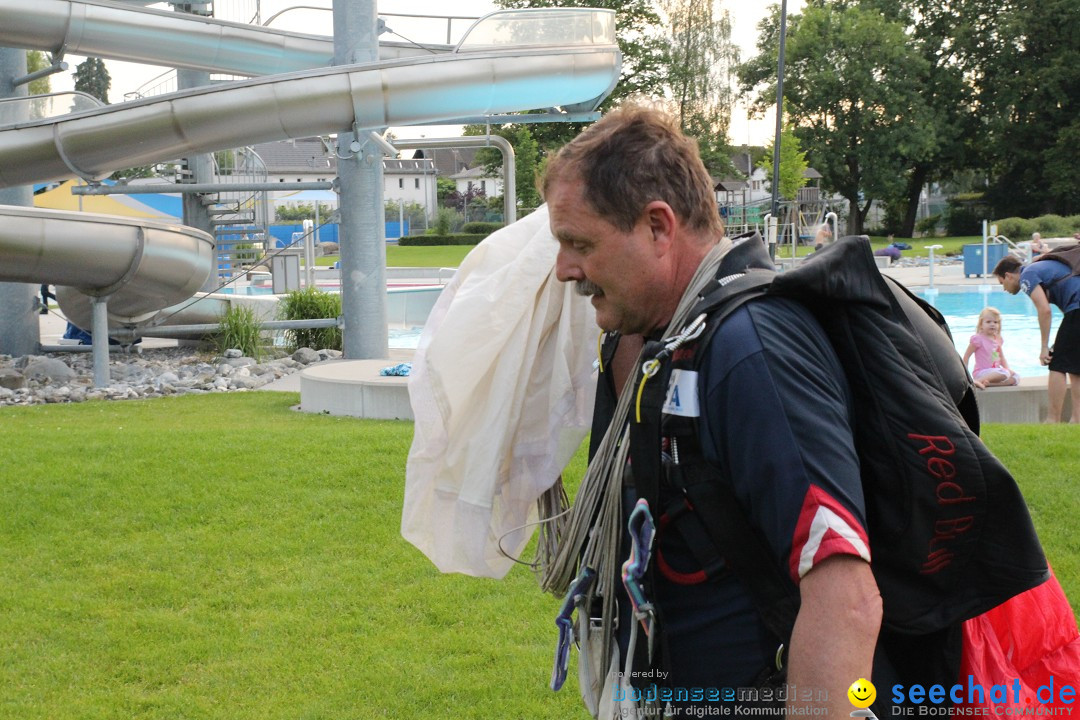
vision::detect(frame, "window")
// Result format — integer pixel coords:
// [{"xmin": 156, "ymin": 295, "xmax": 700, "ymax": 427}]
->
[
  {"xmin": 415, "ymin": 178, "xmax": 420, "ymax": 189},
  {"xmin": 481, "ymin": 180, "xmax": 486, "ymax": 193},
  {"xmin": 398, "ymin": 178, "xmax": 404, "ymax": 189}
]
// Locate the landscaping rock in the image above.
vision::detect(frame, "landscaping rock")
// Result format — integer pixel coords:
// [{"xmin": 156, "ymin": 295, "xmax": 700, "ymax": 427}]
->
[
  {"xmin": 0, "ymin": 344, "xmax": 336, "ymax": 408},
  {"xmin": 292, "ymin": 347, "xmax": 320, "ymax": 365},
  {"xmin": 0, "ymin": 368, "xmax": 26, "ymax": 390},
  {"xmin": 23, "ymin": 357, "xmax": 76, "ymax": 382}
]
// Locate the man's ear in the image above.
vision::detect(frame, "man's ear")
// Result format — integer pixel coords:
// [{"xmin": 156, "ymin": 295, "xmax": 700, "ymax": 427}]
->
[{"xmin": 642, "ymin": 200, "xmax": 677, "ymax": 256}]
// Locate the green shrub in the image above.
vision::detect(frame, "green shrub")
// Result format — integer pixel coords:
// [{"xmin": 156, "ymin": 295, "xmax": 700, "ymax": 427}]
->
[
  {"xmin": 216, "ymin": 305, "xmax": 266, "ymax": 360},
  {"xmin": 994, "ymin": 214, "xmax": 1080, "ymax": 240},
  {"xmin": 1034, "ymin": 214, "xmax": 1071, "ymax": 236},
  {"xmin": 398, "ymin": 234, "xmax": 486, "ymax": 246},
  {"xmin": 434, "ymin": 207, "xmax": 460, "ymax": 235},
  {"xmin": 915, "ymin": 213, "xmax": 943, "ymax": 236},
  {"xmin": 993, "ymin": 217, "xmax": 1036, "ymax": 241},
  {"xmin": 278, "ymin": 287, "xmax": 342, "ymax": 351},
  {"xmin": 461, "ymin": 221, "xmax": 504, "ymax": 236}
]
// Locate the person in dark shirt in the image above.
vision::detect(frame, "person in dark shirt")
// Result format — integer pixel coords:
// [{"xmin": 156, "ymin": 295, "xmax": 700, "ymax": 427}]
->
[
  {"xmin": 544, "ymin": 105, "xmax": 880, "ymax": 717},
  {"xmin": 994, "ymin": 254, "xmax": 1080, "ymax": 422}
]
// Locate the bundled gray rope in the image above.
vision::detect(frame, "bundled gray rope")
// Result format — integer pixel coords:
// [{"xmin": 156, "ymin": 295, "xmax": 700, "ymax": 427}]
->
[{"xmin": 536, "ymin": 238, "xmax": 733, "ymax": 677}]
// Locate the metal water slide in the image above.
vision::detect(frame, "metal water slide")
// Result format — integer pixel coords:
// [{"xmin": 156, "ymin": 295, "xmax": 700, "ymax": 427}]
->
[
  {"xmin": 0, "ymin": 0, "xmax": 447, "ymax": 78},
  {"xmin": 0, "ymin": 206, "xmax": 214, "ymax": 325},
  {"xmin": 0, "ymin": 4, "xmax": 620, "ymax": 337}
]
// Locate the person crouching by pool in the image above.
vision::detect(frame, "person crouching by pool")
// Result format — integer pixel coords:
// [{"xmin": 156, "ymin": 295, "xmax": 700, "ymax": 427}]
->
[
  {"xmin": 994, "ymin": 254, "xmax": 1080, "ymax": 422},
  {"xmin": 962, "ymin": 307, "xmax": 1020, "ymax": 389}
]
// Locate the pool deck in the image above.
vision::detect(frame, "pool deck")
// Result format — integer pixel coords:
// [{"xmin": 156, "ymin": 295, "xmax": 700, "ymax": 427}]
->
[{"xmin": 288, "ymin": 258, "xmax": 1074, "ymax": 424}]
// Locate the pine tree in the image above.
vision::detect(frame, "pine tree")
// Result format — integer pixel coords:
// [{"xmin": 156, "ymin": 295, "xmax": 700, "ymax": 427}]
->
[{"xmin": 73, "ymin": 57, "xmax": 111, "ymax": 104}]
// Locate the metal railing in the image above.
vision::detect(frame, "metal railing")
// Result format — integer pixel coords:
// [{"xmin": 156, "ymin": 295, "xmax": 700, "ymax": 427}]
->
[{"xmin": 0, "ymin": 91, "xmax": 104, "ymax": 128}]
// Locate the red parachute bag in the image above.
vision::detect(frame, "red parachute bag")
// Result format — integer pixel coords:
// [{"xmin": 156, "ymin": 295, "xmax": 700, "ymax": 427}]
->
[{"xmin": 959, "ymin": 570, "xmax": 1080, "ymax": 711}]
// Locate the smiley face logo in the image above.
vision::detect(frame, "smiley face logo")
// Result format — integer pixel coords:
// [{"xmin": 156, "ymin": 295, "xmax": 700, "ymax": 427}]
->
[{"xmin": 848, "ymin": 678, "xmax": 876, "ymax": 708}]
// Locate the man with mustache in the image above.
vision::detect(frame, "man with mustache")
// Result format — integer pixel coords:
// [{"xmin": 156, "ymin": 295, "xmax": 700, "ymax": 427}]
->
[{"xmin": 543, "ymin": 105, "xmax": 880, "ymax": 718}]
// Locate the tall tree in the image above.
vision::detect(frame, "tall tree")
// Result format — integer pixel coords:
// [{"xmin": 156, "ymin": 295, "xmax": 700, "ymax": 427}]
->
[
  {"xmin": 975, "ymin": 0, "xmax": 1080, "ymax": 217},
  {"xmin": 463, "ymin": 125, "xmax": 543, "ymax": 210},
  {"xmin": 758, "ymin": 113, "xmax": 808, "ymax": 201},
  {"xmin": 73, "ymin": 57, "xmax": 111, "ymax": 104},
  {"xmin": 739, "ymin": 2, "xmax": 933, "ymax": 234},
  {"xmin": 853, "ymin": 0, "xmax": 994, "ymax": 237},
  {"xmin": 26, "ymin": 51, "xmax": 51, "ymax": 96},
  {"xmin": 660, "ymin": 0, "xmax": 738, "ymax": 176}
]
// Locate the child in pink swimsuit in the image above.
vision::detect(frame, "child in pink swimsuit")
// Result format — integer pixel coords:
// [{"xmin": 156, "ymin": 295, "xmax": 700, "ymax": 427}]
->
[{"xmin": 962, "ymin": 307, "xmax": 1020, "ymax": 388}]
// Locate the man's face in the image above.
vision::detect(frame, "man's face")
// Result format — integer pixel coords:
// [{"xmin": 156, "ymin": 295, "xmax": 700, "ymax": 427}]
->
[
  {"xmin": 996, "ymin": 271, "xmax": 1020, "ymax": 295},
  {"xmin": 548, "ymin": 177, "xmax": 663, "ymax": 335}
]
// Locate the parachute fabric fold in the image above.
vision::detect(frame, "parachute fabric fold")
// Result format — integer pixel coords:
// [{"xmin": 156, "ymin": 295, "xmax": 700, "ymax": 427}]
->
[{"xmin": 402, "ymin": 206, "xmax": 598, "ymax": 578}]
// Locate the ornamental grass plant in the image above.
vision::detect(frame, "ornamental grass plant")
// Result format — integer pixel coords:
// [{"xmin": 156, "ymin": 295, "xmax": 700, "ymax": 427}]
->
[
  {"xmin": 215, "ymin": 305, "xmax": 267, "ymax": 360},
  {"xmin": 278, "ymin": 287, "xmax": 342, "ymax": 351}
]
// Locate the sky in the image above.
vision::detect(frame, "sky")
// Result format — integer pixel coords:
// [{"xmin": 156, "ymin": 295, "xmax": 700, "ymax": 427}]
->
[{"xmin": 49, "ymin": 0, "xmax": 802, "ymax": 147}]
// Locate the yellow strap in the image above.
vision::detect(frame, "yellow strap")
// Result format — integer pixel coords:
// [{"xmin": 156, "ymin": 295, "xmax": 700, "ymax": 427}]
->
[
  {"xmin": 596, "ymin": 331, "xmax": 605, "ymax": 374},
  {"xmin": 635, "ymin": 359, "xmax": 660, "ymax": 423}
]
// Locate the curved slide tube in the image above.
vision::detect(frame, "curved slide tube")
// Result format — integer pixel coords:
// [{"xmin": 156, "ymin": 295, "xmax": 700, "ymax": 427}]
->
[
  {"xmin": 0, "ymin": 6, "xmax": 618, "ymax": 335},
  {"xmin": 0, "ymin": 34, "xmax": 619, "ymax": 187},
  {"xmin": 0, "ymin": 205, "xmax": 213, "ymax": 328},
  {"xmin": 0, "ymin": 0, "xmax": 443, "ymax": 78}
]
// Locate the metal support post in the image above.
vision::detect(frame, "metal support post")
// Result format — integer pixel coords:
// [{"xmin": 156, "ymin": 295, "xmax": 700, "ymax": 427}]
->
[
  {"xmin": 0, "ymin": 47, "xmax": 39, "ymax": 357},
  {"xmin": 307, "ymin": 203, "xmax": 320, "ymax": 289},
  {"xmin": 304, "ymin": 218, "xmax": 317, "ymax": 289},
  {"xmin": 393, "ymin": 136, "xmax": 516, "ymax": 224},
  {"xmin": 12, "ymin": 61, "xmax": 69, "ymax": 87},
  {"xmin": 90, "ymin": 296, "xmax": 111, "ymax": 388},
  {"xmin": 981, "ymin": 219, "xmax": 989, "ymax": 278},
  {"xmin": 925, "ymin": 245, "xmax": 943, "ymax": 290},
  {"xmin": 177, "ymin": 24, "xmax": 216, "ymax": 292},
  {"xmin": 335, "ymin": 0, "xmax": 387, "ymax": 359}
]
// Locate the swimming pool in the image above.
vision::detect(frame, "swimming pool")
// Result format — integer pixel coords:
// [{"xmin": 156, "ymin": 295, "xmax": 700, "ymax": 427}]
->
[
  {"xmin": 283, "ymin": 284, "xmax": 1063, "ymax": 377},
  {"xmin": 913, "ymin": 286, "xmax": 1063, "ymax": 379}
]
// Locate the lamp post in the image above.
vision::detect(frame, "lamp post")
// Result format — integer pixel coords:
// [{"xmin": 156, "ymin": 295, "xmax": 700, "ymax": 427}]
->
[{"xmin": 769, "ymin": 0, "xmax": 789, "ymax": 227}]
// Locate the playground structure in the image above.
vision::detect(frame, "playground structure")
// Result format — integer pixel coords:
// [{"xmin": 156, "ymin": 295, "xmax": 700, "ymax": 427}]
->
[
  {"xmin": 0, "ymin": 0, "xmax": 621, "ymax": 384},
  {"xmin": 719, "ymin": 185, "xmax": 844, "ymax": 245}
]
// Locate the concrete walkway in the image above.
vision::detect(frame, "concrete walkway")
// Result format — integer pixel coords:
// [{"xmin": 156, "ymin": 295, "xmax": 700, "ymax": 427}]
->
[
  {"xmin": 287, "ymin": 258, "xmax": 1073, "ymax": 423},
  {"xmin": 880, "ymin": 258, "xmax": 989, "ymax": 289}
]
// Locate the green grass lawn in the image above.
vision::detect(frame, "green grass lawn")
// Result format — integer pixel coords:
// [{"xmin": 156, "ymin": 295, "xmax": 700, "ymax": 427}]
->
[
  {"xmin": 317, "ymin": 245, "xmax": 475, "ymax": 268},
  {"xmin": 774, "ymin": 236, "xmax": 983, "ymax": 259},
  {"xmin": 316, "ymin": 237, "xmax": 986, "ymax": 267},
  {"xmin": 2, "ymin": 394, "xmax": 1074, "ymax": 719}
]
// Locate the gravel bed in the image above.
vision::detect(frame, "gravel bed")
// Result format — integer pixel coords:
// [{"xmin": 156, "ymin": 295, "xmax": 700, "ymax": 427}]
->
[{"xmin": 0, "ymin": 346, "xmax": 339, "ymax": 407}]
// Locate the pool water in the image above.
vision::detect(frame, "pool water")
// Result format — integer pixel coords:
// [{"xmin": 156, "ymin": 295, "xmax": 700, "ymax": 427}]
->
[
  {"xmin": 389, "ymin": 326, "xmax": 423, "ymax": 350},
  {"xmin": 914, "ymin": 286, "xmax": 1063, "ymax": 379},
  {"xmin": 247, "ymin": 285, "xmax": 1060, "ymax": 378}
]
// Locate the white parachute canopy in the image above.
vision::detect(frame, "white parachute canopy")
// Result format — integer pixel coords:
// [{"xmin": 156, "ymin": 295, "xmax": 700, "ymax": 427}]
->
[{"xmin": 402, "ymin": 205, "xmax": 599, "ymax": 578}]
